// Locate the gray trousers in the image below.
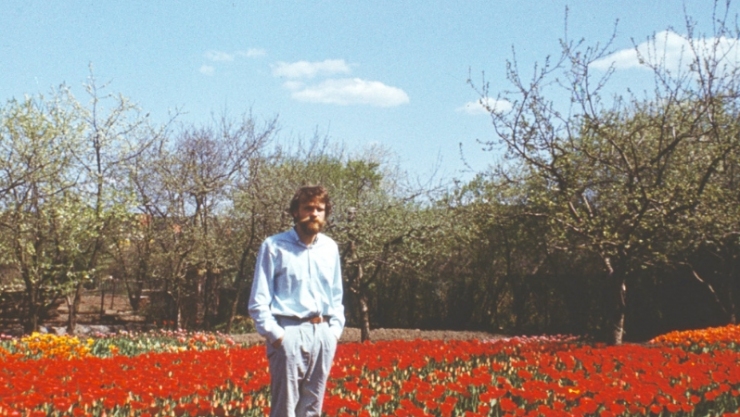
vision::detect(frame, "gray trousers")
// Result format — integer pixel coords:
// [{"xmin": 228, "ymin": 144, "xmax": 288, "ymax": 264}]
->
[{"xmin": 267, "ymin": 317, "xmax": 338, "ymax": 417}]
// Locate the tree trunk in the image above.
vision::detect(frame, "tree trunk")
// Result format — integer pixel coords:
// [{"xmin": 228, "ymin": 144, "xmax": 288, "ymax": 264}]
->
[
  {"xmin": 226, "ymin": 266, "xmax": 248, "ymax": 334},
  {"xmin": 175, "ymin": 288, "xmax": 183, "ymax": 330},
  {"xmin": 225, "ymin": 281, "xmax": 243, "ymax": 334},
  {"xmin": 21, "ymin": 265, "xmax": 41, "ymax": 334},
  {"xmin": 23, "ymin": 287, "xmax": 39, "ymax": 334},
  {"xmin": 611, "ymin": 282, "xmax": 626, "ymax": 345},
  {"xmin": 109, "ymin": 279, "xmax": 116, "ymax": 310},
  {"xmin": 203, "ymin": 263, "xmax": 218, "ymax": 330},
  {"xmin": 359, "ymin": 292, "xmax": 371, "ymax": 342},
  {"xmin": 99, "ymin": 284, "xmax": 106, "ymax": 321},
  {"xmin": 605, "ymin": 257, "xmax": 626, "ymax": 345},
  {"xmin": 351, "ymin": 262, "xmax": 372, "ymax": 342},
  {"xmin": 226, "ymin": 207, "xmax": 258, "ymax": 333},
  {"xmin": 67, "ymin": 282, "xmax": 83, "ymax": 334},
  {"xmin": 24, "ymin": 309, "xmax": 39, "ymax": 334},
  {"xmin": 126, "ymin": 280, "xmax": 144, "ymax": 312},
  {"xmin": 343, "ymin": 226, "xmax": 372, "ymax": 342}
]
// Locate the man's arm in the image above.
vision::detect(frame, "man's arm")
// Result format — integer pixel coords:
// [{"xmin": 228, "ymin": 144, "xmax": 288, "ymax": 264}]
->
[
  {"xmin": 328, "ymin": 246, "xmax": 345, "ymax": 340},
  {"xmin": 248, "ymin": 241, "xmax": 285, "ymax": 345}
]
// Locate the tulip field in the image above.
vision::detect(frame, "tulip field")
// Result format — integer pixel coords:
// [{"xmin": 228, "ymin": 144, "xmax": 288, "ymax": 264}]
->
[{"xmin": 1, "ymin": 325, "xmax": 740, "ymax": 416}]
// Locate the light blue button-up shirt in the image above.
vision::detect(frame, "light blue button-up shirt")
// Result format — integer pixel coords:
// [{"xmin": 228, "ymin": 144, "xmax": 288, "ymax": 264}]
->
[{"xmin": 248, "ymin": 228, "xmax": 345, "ymax": 344}]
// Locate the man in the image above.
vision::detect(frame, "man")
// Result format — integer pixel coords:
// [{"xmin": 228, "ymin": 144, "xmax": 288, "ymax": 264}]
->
[{"xmin": 248, "ymin": 185, "xmax": 345, "ymax": 417}]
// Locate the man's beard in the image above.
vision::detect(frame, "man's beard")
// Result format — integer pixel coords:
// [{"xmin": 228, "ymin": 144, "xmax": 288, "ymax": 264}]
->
[{"xmin": 296, "ymin": 217, "xmax": 325, "ymax": 235}]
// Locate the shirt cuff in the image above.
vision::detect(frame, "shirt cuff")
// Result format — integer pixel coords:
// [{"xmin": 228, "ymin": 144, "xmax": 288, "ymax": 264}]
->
[
  {"xmin": 266, "ymin": 326, "xmax": 285, "ymax": 345},
  {"xmin": 329, "ymin": 324, "xmax": 343, "ymax": 341}
]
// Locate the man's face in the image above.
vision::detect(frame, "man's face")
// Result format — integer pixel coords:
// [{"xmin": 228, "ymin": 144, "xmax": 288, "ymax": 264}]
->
[{"xmin": 293, "ymin": 198, "xmax": 326, "ymax": 236}]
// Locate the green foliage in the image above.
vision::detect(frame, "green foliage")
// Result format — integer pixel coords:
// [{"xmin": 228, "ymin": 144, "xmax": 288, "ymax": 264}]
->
[
  {"xmin": 0, "ymin": 80, "xmax": 170, "ymax": 332},
  {"xmin": 0, "ymin": 91, "xmax": 85, "ymax": 328}
]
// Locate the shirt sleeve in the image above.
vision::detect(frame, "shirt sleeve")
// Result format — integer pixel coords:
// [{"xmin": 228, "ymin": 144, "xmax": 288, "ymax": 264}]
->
[
  {"xmin": 248, "ymin": 241, "xmax": 285, "ymax": 344},
  {"xmin": 328, "ymin": 246, "xmax": 346, "ymax": 340}
]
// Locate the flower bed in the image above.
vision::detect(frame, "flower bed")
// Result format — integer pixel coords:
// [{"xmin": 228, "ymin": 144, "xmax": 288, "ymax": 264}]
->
[
  {"xmin": 650, "ymin": 323, "xmax": 740, "ymax": 351},
  {"xmin": 0, "ymin": 330, "xmax": 238, "ymax": 360},
  {"xmin": 0, "ymin": 326, "xmax": 738, "ymax": 416}
]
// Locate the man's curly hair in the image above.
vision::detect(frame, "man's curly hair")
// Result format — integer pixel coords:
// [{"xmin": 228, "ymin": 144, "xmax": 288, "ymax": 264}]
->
[{"xmin": 289, "ymin": 185, "xmax": 332, "ymax": 218}]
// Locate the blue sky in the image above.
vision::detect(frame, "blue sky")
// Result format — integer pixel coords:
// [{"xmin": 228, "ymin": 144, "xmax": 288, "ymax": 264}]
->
[{"xmin": 1, "ymin": 1, "xmax": 735, "ymax": 181}]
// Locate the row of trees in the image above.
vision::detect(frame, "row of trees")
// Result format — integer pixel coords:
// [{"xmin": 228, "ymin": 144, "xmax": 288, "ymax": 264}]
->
[
  {"xmin": 471, "ymin": 3, "xmax": 740, "ymax": 344},
  {"xmin": 2, "ymin": 5, "xmax": 739, "ymax": 344},
  {"xmin": 0, "ymin": 76, "xmax": 437, "ymax": 340}
]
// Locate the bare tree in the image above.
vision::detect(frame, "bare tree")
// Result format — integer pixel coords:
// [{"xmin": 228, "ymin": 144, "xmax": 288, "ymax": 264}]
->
[
  {"xmin": 475, "ymin": 2, "xmax": 740, "ymax": 344},
  {"xmin": 131, "ymin": 113, "xmax": 277, "ymax": 329}
]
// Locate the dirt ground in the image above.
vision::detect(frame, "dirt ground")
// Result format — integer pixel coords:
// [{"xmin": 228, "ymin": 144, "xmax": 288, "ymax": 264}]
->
[
  {"xmin": 32, "ymin": 293, "xmax": 504, "ymax": 343},
  {"xmin": 230, "ymin": 327, "xmax": 503, "ymax": 345}
]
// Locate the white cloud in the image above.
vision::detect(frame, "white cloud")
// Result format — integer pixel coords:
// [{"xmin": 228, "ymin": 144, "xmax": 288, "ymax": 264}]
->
[
  {"xmin": 457, "ymin": 97, "xmax": 512, "ymax": 115},
  {"xmin": 591, "ymin": 30, "xmax": 740, "ymax": 73},
  {"xmin": 205, "ymin": 50, "xmax": 234, "ymax": 62},
  {"xmin": 271, "ymin": 58, "xmax": 407, "ymax": 107},
  {"xmin": 282, "ymin": 80, "xmax": 305, "ymax": 91},
  {"xmin": 200, "ymin": 48, "xmax": 266, "ymax": 75},
  {"xmin": 204, "ymin": 48, "xmax": 266, "ymax": 64},
  {"xmin": 272, "ymin": 59, "xmax": 352, "ymax": 79},
  {"xmin": 290, "ymin": 78, "xmax": 409, "ymax": 107},
  {"xmin": 240, "ymin": 48, "xmax": 266, "ymax": 58}
]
